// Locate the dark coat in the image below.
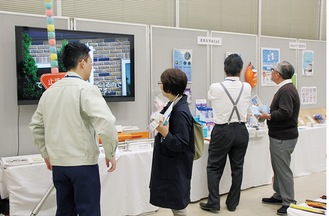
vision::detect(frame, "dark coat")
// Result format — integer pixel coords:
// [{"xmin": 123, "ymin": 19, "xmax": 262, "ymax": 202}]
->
[
  {"xmin": 149, "ymin": 95, "xmax": 194, "ymax": 209},
  {"xmin": 267, "ymin": 83, "xmax": 300, "ymax": 140}
]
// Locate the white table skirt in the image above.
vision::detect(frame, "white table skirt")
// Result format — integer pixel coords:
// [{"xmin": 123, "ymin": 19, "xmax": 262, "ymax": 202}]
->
[
  {"xmin": 0, "ymin": 126, "xmax": 326, "ymax": 215},
  {"xmin": 0, "ymin": 165, "xmax": 8, "ymax": 199},
  {"xmin": 2, "ymin": 149, "xmax": 158, "ymax": 216},
  {"xmin": 190, "ymin": 125, "xmax": 326, "ymax": 202},
  {"xmin": 291, "ymin": 126, "xmax": 327, "ymax": 177},
  {"xmin": 190, "ymin": 132, "xmax": 273, "ymax": 202},
  {"xmin": 4, "ymin": 162, "xmax": 55, "ymax": 216}
]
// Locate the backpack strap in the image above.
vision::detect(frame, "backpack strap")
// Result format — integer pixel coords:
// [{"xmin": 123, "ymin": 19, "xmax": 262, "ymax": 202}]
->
[{"xmin": 220, "ymin": 82, "xmax": 244, "ymax": 124}]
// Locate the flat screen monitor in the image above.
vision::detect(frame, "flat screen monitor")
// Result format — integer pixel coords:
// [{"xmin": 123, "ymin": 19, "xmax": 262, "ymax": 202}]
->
[{"xmin": 15, "ymin": 26, "xmax": 135, "ymax": 105}]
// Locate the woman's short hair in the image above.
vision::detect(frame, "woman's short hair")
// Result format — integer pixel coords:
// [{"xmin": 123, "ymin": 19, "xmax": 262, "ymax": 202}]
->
[
  {"xmin": 224, "ymin": 53, "xmax": 243, "ymax": 76},
  {"xmin": 160, "ymin": 68, "xmax": 187, "ymax": 96}
]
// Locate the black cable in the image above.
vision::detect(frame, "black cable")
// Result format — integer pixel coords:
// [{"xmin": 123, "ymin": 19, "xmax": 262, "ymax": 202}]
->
[{"xmin": 17, "ymin": 105, "xmax": 20, "ymax": 156}]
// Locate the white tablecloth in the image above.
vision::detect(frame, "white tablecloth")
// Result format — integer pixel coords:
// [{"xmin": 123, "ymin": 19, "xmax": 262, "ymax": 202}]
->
[
  {"xmin": 190, "ymin": 132, "xmax": 273, "ymax": 202},
  {"xmin": 3, "ymin": 162, "xmax": 54, "ymax": 216},
  {"xmin": 190, "ymin": 126, "xmax": 327, "ymax": 202},
  {"xmin": 0, "ymin": 126, "xmax": 326, "ymax": 215},
  {"xmin": 0, "ymin": 165, "xmax": 7, "ymax": 199},
  {"xmin": 291, "ymin": 126, "xmax": 327, "ymax": 177},
  {"xmin": 2, "ymin": 149, "xmax": 157, "ymax": 216}
]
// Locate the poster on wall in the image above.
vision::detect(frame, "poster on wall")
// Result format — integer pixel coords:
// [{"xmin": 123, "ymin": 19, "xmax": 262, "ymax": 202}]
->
[
  {"xmin": 173, "ymin": 49, "xmax": 192, "ymax": 83},
  {"xmin": 261, "ymin": 47, "xmax": 280, "ymax": 86},
  {"xmin": 302, "ymin": 50, "xmax": 314, "ymax": 77},
  {"xmin": 301, "ymin": 86, "xmax": 317, "ymax": 104}
]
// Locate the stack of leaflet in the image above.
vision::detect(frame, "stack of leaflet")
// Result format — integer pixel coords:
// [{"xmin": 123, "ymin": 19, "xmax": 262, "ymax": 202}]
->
[
  {"xmin": 249, "ymin": 95, "xmax": 270, "ymax": 119},
  {"xmin": 1, "ymin": 154, "xmax": 44, "ymax": 168},
  {"xmin": 248, "ymin": 95, "xmax": 270, "ymax": 135},
  {"xmin": 195, "ymin": 99, "xmax": 214, "ymax": 138},
  {"xmin": 289, "ymin": 198, "xmax": 326, "ymax": 215}
]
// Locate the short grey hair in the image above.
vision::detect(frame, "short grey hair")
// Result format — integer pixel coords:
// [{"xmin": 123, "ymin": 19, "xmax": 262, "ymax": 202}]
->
[{"xmin": 273, "ymin": 61, "xmax": 295, "ymax": 79}]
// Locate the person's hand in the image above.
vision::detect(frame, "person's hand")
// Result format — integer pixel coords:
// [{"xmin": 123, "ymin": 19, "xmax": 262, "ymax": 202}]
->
[
  {"xmin": 44, "ymin": 158, "xmax": 52, "ymax": 171},
  {"xmin": 106, "ymin": 158, "xmax": 117, "ymax": 172},
  {"xmin": 259, "ymin": 111, "xmax": 270, "ymax": 121},
  {"xmin": 156, "ymin": 121, "xmax": 169, "ymax": 138}
]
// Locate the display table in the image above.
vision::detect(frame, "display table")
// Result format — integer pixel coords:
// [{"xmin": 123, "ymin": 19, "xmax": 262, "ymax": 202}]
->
[
  {"xmin": 190, "ymin": 125, "xmax": 326, "ymax": 201},
  {"xmin": 1, "ymin": 148, "xmax": 158, "ymax": 216},
  {"xmin": 0, "ymin": 126, "xmax": 326, "ymax": 215},
  {"xmin": 291, "ymin": 126, "xmax": 327, "ymax": 177},
  {"xmin": 0, "ymin": 164, "xmax": 6, "ymax": 199},
  {"xmin": 190, "ymin": 133, "xmax": 273, "ymax": 202}
]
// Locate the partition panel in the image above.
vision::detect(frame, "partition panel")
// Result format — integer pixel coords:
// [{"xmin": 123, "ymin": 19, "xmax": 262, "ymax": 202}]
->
[
  {"xmin": 210, "ymin": 31, "xmax": 257, "ymax": 96},
  {"xmin": 0, "ymin": 12, "xmax": 326, "ymax": 159},
  {"xmin": 297, "ymin": 39, "xmax": 326, "ymax": 109},
  {"xmin": 0, "ymin": 12, "xmax": 70, "ymax": 157},
  {"xmin": 150, "ymin": 26, "xmax": 209, "ymax": 115}
]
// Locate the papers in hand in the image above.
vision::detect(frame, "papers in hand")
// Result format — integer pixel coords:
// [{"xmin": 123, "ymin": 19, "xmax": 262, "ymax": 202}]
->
[
  {"xmin": 147, "ymin": 96, "xmax": 178, "ymax": 132},
  {"xmin": 147, "ymin": 112, "xmax": 166, "ymax": 132},
  {"xmin": 249, "ymin": 94, "xmax": 270, "ymax": 119},
  {"xmin": 250, "ymin": 95, "xmax": 263, "ymax": 106}
]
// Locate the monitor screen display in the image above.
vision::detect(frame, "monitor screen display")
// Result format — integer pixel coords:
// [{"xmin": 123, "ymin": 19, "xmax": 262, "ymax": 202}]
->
[{"xmin": 15, "ymin": 26, "xmax": 135, "ymax": 105}]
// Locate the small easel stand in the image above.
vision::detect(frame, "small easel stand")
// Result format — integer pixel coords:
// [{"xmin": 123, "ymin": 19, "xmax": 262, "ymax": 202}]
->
[{"xmin": 30, "ymin": 184, "xmax": 55, "ymax": 216}]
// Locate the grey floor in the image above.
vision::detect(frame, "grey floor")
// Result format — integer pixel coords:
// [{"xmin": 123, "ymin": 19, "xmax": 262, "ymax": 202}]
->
[{"xmin": 142, "ymin": 171, "xmax": 326, "ymax": 216}]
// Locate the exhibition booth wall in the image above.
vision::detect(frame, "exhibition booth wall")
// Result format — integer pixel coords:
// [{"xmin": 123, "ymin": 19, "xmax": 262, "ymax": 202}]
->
[{"xmin": 0, "ymin": 11, "xmax": 326, "ymax": 158}]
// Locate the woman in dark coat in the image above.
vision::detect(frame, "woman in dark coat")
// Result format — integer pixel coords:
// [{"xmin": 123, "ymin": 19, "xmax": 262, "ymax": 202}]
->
[{"xmin": 149, "ymin": 68, "xmax": 194, "ymax": 216}]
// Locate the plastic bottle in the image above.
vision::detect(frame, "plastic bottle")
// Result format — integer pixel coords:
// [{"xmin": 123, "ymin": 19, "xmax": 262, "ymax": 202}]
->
[{"xmin": 200, "ymin": 120, "xmax": 208, "ymax": 138}]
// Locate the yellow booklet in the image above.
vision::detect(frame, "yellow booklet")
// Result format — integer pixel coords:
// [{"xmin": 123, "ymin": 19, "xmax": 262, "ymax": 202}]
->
[{"xmin": 289, "ymin": 203, "xmax": 325, "ymax": 215}]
